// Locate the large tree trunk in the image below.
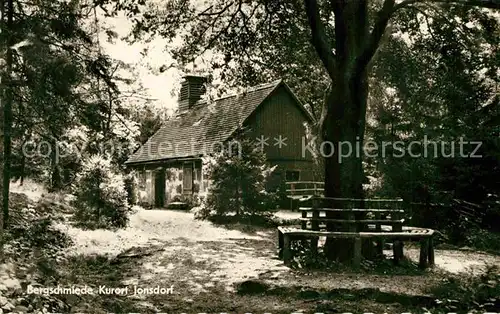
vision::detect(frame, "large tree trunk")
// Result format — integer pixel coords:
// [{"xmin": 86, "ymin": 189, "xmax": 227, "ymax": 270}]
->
[
  {"xmin": 319, "ymin": 0, "xmax": 375, "ymax": 262},
  {"xmin": 2, "ymin": 0, "xmax": 14, "ymax": 232},
  {"xmin": 322, "ymin": 70, "xmax": 373, "ymax": 262}
]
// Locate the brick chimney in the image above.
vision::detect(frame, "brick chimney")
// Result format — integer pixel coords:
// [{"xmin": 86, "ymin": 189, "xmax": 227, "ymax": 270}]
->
[{"xmin": 178, "ymin": 75, "xmax": 208, "ymax": 111}]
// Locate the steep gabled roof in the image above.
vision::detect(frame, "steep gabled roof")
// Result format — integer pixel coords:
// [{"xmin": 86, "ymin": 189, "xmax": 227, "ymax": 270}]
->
[{"xmin": 125, "ymin": 80, "xmax": 313, "ymax": 165}]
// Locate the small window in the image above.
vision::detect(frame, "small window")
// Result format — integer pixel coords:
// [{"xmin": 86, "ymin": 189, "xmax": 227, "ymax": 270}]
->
[{"xmin": 285, "ymin": 170, "xmax": 300, "ymax": 181}]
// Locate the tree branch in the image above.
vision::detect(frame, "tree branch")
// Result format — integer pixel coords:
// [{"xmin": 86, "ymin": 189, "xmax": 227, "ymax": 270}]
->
[
  {"xmin": 393, "ymin": 0, "xmax": 500, "ymax": 13},
  {"xmin": 348, "ymin": 0, "xmax": 498, "ymax": 78},
  {"xmin": 183, "ymin": 0, "xmax": 243, "ymax": 66},
  {"xmin": 198, "ymin": 2, "xmax": 234, "ymax": 17},
  {"xmin": 354, "ymin": 0, "xmax": 395, "ymax": 77},
  {"xmin": 303, "ymin": 0, "xmax": 336, "ymax": 79},
  {"xmin": 422, "ymin": 2, "xmax": 476, "ymax": 48}
]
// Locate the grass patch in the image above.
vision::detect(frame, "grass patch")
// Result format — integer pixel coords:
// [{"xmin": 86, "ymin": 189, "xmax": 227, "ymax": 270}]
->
[
  {"xmin": 364, "ymin": 257, "xmax": 427, "ymax": 276},
  {"xmin": 236, "ymin": 281, "xmax": 435, "ymax": 312},
  {"xmin": 56, "ymin": 254, "xmax": 145, "ymax": 313},
  {"xmin": 62, "ymin": 254, "xmax": 126, "ymax": 284}
]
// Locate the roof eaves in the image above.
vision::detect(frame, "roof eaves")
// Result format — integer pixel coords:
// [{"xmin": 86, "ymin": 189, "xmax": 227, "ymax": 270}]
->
[
  {"xmin": 125, "ymin": 79, "xmax": 308, "ymax": 165},
  {"xmin": 125, "ymin": 155, "xmax": 203, "ymax": 166}
]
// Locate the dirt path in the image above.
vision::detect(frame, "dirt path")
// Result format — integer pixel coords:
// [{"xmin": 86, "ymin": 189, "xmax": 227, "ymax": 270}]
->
[
  {"xmin": 59, "ymin": 209, "xmax": 498, "ymax": 293},
  {"xmin": 10, "ymin": 186, "xmax": 498, "ymax": 313},
  {"xmin": 55, "ymin": 208, "xmax": 265, "ymax": 256},
  {"xmin": 118, "ymin": 229, "xmax": 439, "ymax": 297}
]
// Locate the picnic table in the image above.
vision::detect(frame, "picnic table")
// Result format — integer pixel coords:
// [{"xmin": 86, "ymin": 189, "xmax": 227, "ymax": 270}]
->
[{"xmin": 277, "ymin": 197, "xmax": 435, "ymax": 268}]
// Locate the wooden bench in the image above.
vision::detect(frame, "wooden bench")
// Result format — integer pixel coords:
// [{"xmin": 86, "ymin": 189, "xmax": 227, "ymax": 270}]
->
[{"xmin": 277, "ymin": 197, "xmax": 435, "ymax": 268}]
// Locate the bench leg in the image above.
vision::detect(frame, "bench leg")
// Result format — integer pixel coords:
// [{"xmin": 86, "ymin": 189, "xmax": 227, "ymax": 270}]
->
[
  {"xmin": 428, "ymin": 237, "xmax": 435, "ymax": 266},
  {"xmin": 419, "ymin": 238, "xmax": 429, "ymax": 269},
  {"xmin": 283, "ymin": 234, "xmax": 292, "ymax": 266},
  {"xmin": 278, "ymin": 229, "xmax": 284, "ymax": 259},
  {"xmin": 352, "ymin": 237, "xmax": 362, "ymax": 268},
  {"xmin": 393, "ymin": 239, "xmax": 403, "ymax": 264},
  {"xmin": 311, "ymin": 238, "xmax": 318, "ymax": 256},
  {"xmin": 376, "ymin": 239, "xmax": 384, "ymax": 256}
]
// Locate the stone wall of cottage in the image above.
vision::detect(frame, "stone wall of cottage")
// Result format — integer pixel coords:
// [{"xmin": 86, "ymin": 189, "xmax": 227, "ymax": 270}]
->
[
  {"xmin": 136, "ymin": 169, "xmax": 154, "ymax": 205},
  {"xmin": 134, "ymin": 160, "xmax": 206, "ymax": 207}
]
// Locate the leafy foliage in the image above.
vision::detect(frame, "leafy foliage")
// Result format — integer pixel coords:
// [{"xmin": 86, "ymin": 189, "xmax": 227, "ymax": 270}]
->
[
  {"xmin": 464, "ymin": 228, "xmax": 500, "ymax": 253},
  {"xmin": 109, "ymin": 0, "xmax": 499, "ymax": 201},
  {"xmin": 73, "ymin": 155, "xmax": 130, "ymax": 229},
  {"xmin": 196, "ymin": 131, "xmax": 278, "ymax": 220},
  {"xmin": 0, "ymin": 0, "xmax": 158, "ymax": 195},
  {"xmin": 123, "ymin": 170, "xmax": 138, "ymax": 205},
  {"xmin": 5, "ymin": 193, "xmax": 72, "ymax": 260},
  {"xmin": 429, "ymin": 265, "xmax": 500, "ymax": 313},
  {"xmin": 367, "ymin": 7, "xmax": 500, "ymax": 204},
  {"xmin": 106, "ymin": 0, "xmax": 331, "ymax": 118}
]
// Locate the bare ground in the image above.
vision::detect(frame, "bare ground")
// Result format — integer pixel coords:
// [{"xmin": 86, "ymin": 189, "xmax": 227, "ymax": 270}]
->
[
  {"xmin": 55, "ymin": 208, "xmax": 500, "ymax": 313},
  {"xmin": 5, "ymin": 183, "xmax": 498, "ymax": 313}
]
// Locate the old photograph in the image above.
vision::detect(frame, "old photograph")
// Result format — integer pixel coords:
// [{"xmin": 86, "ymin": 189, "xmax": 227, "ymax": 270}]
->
[{"xmin": 0, "ymin": 0, "xmax": 499, "ymax": 313}]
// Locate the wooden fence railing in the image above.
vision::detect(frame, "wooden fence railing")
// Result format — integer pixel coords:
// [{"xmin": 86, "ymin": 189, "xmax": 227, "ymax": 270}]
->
[
  {"xmin": 409, "ymin": 199, "xmax": 486, "ymax": 229},
  {"xmin": 285, "ymin": 181, "xmax": 324, "ymax": 210}
]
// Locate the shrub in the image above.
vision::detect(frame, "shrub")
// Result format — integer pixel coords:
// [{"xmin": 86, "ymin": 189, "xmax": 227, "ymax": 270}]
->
[
  {"xmin": 274, "ymin": 178, "xmax": 292, "ymax": 209},
  {"xmin": 197, "ymin": 131, "xmax": 278, "ymax": 220},
  {"xmin": 464, "ymin": 228, "xmax": 500, "ymax": 253},
  {"xmin": 73, "ymin": 155, "xmax": 130, "ymax": 229},
  {"xmin": 6, "ymin": 193, "xmax": 72, "ymax": 260},
  {"xmin": 124, "ymin": 171, "xmax": 138, "ymax": 205},
  {"xmin": 429, "ymin": 265, "xmax": 500, "ymax": 312},
  {"xmin": 171, "ymin": 193, "xmax": 202, "ymax": 209}
]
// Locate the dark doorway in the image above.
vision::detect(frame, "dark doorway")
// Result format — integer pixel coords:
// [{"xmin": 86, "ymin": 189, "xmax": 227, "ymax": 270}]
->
[{"xmin": 154, "ymin": 169, "xmax": 166, "ymax": 208}]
